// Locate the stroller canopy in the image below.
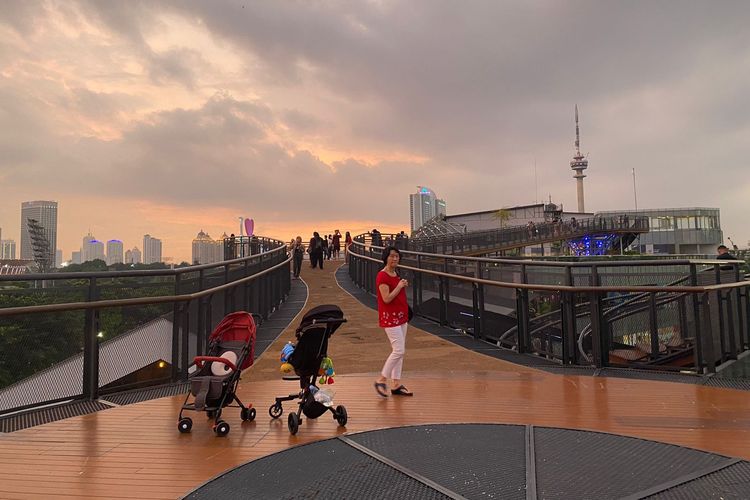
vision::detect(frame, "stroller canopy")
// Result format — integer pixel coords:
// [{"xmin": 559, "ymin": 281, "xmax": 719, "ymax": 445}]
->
[
  {"xmin": 209, "ymin": 311, "xmax": 256, "ymax": 370},
  {"xmin": 297, "ymin": 305, "xmax": 345, "ymax": 334}
]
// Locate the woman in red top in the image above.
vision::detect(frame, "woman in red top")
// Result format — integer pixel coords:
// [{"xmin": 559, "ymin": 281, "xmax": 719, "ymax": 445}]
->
[{"xmin": 374, "ymin": 246, "xmax": 413, "ymax": 397}]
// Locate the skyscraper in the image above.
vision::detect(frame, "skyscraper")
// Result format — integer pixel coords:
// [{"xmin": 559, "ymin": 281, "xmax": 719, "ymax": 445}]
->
[
  {"xmin": 192, "ymin": 230, "xmax": 221, "ymax": 265},
  {"xmin": 143, "ymin": 234, "xmax": 162, "ymax": 264},
  {"xmin": 106, "ymin": 240, "xmax": 124, "ymax": 265},
  {"xmin": 1, "ymin": 239, "xmax": 17, "ymax": 259},
  {"xmin": 20, "ymin": 201, "xmax": 58, "ymax": 264},
  {"xmin": 82, "ymin": 235, "xmax": 105, "ymax": 262},
  {"xmin": 125, "ymin": 247, "xmax": 142, "ymax": 264},
  {"xmin": 409, "ymin": 186, "xmax": 446, "ymax": 232}
]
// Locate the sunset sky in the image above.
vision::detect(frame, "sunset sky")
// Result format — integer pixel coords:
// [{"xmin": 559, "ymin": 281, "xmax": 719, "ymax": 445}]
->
[{"xmin": 1, "ymin": 1, "xmax": 749, "ymax": 263}]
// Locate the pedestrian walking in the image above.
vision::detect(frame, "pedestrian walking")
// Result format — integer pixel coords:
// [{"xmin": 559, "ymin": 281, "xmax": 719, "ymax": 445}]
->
[
  {"xmin": 291, "ymin": 236, "xmax": 305, "ymax": 278},
  {"xmin": 308, "ymin": 232, "xmax": 325, "ymax": 269}
]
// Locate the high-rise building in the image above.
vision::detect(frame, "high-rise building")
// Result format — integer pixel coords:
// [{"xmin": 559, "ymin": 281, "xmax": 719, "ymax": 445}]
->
[
  {"xmin": 106, "ymin": 240, "xmax": 124, "ymax": 265},
  {"xmin": 55, "ymin": 249, "xmax": 63, "ymax": 268},
  {"xmin": 143, "ymin": 234, "xmax": 162, "ymax": 264},
  {"xmin": 125, "ymin": 247, "xmax": 142, "ymax": 264},
  {"xmin": 409, "ymin": 186, "xmax": 446, "ymax": 232},
  {"xmin": 82, "ymin": 235, "xmax": 105, "ymax": 262},
  {"xmin": 20, "ymin": 201, "xmax": 58, "ymax": 264},
  {"xmin": 71, "ymin": 251, "xmax": 82, "ymax": 264},
  {"xmin": 192, "ymin": 230, "xmax": 221, "ymax": 265},
  {"xmin": 1, "ymin": 239, "xmax": 16, "ymax": 259}
]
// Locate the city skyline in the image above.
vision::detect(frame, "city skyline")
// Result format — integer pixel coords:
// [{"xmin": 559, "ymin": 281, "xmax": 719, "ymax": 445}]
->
[{"xmin": 2, "ymin": 2, "xmax": 749, "ymax": 262}]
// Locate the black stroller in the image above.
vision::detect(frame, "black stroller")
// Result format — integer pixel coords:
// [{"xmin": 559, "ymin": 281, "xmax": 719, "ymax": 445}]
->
[
  {"xmin": 178, "ymin": 311, "xmax": 257, "ymax": 437},
  {"xmin": 269, "ymin": 304, "xmax": 348, "ymax": 435}
]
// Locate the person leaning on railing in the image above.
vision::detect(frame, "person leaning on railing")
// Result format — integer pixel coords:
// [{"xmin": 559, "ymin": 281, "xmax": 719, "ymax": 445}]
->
[{"xmin": 716, "ymin": 244, "xmax": 737, "ymax": 271}]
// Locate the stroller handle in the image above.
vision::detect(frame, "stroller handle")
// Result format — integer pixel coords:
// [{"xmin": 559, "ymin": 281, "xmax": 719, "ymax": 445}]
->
[
  {"xmin": 311, "ymin": 318, "xmax": 347, "ymax": 325},
  {"xmin": 193, "ymin": 356, "xmax": 238, "ymax": 372}
]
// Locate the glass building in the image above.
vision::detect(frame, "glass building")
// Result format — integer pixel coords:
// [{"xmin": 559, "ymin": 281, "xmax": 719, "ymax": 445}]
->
[{"xmin": 596, "ymin": 207, "xmax": 722, "ymax": 255}]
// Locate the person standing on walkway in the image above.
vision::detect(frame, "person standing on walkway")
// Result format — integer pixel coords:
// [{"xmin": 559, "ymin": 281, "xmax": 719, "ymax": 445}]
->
[
  {"xmin": 291, "ymin": 236, "xmax": 305, "ymax": 278},
  {"xmin": 308, "ymin": 231, "xmax": 325, "ymax": 269},
  {"xmin": 332, "ymin": 230, "xmax": 342, "ymax": 259},
  {"xmin": 344, "ymin": 231, "xmax": 353, "ymax": 263},
  {"xmin": 374, "ymin": 246, "xmax": 413, "ymax": 397}
]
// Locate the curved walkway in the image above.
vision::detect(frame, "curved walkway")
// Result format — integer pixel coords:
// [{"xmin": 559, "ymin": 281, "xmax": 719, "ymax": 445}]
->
[{"xmin": 0, "ymin": 261, "xmax": 748, "ymax": 499}]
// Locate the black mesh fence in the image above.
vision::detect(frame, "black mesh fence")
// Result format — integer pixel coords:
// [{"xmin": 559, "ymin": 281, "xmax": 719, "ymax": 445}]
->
[{"xmin": 0, "ymin": 239, "xmax": 290, "ymax": 414}]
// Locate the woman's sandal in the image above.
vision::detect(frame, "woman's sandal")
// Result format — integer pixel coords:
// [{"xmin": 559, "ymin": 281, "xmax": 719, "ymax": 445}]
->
[
  {"xmin": 374, "ymin": 382, "xmax": 388, "ymax": 397},
  {"xmin": 390, "ymin": 385, "xmax": 413, "ymax": 396}
]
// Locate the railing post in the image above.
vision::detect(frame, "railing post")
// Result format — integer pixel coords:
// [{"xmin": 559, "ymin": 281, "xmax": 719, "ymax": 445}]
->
[
  {"xmin": 416, "ymin": 254, "xmax": 423, "ymax": 312},
  {"xmin": 438, "ymin": 276, "xmax": 447, "ymax": 326},
  {"xmin": 713, "ymin": 264, "xmax": 729, "ymax": 363},
  {"xmin": 224, "ymin": 263, "xmax": 231, "ymax": 315},
  {"xmin": 562, "ymin": 266, "xmax": 577, "ymax": 364},
  {"xmin": 197, "ymin": 269, "xmax": 206, "ymax": 354},
  {"xmin": 243, "ymin": 259, "xmax": 250, "ymax": 310},
  {"xmin": 648, "ymin": 292, "xmax": 659, "ymax": 360},
  {"xmin": 171, "ymin": 273, "xmax": 182, "ymax": 382},
  {"xmin": 699, "ymin": 292, "xmax": 717, "ymax": 374},
  {"xmin": 725, "ymin": 288, "xmax": 738, "ymax": 359},
  {"xmin": 472, "ymin": 282, "xmax": 480, "ymax": 340},
  {"xmin": 520, "ymin": 263, "xmax": 530, "ymax": 352},
  {"xmin": 589, "ymin": 290, "xmax": 606, "ymax": 368},
  {"xmin": 82, "ymin": 277, "xmax": 99, "ymax": 400},
  {"xmin": 180, "ymin": 301, "xmax": 190, "ymax": 381},
  {"xmin": 690, "ymin": 264, "xmax": 704, "ymax": 371},
  {"xmin": 443, "ymin": 258, "xmax": 450, "ymax": 325}
]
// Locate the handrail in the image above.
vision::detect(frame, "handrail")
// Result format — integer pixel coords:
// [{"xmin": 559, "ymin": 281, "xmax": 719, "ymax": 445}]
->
[
  {"xmin": 0, "ymin": 236, "xmax": 287, "ymax": 282},
  {"xmin": 0, "ymin": 253, "xmax": 292, "ymax": 317},
  {"xmin": 349, "ymin": 239, "xmax": 742, "ymax": 269},
  {"xmin": 349, "ymin": 241, "xmax": 746, "ymax": 294}
]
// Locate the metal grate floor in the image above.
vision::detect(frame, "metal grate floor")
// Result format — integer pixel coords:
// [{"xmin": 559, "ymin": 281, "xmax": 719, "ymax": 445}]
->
[{"xmin": 185, "ymin": 424, "xmax": 749, "ymax": 499}]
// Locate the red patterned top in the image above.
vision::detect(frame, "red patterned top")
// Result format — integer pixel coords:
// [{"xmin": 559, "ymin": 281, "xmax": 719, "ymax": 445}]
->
[{"xmin": 376, "ymin": 270, "xmax": 408, "ymax": 327}]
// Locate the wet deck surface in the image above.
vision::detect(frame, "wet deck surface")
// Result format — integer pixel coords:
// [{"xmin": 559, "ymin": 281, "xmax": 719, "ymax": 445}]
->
[{"xmin": 1, "ymin": 261, "xmax": 749, "ymax": 499}]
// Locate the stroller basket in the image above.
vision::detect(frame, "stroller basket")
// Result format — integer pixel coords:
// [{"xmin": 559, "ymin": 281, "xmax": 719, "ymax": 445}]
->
[{"xmin": 302, "ymin": 399, "xmax": 328, "ymax": 419}]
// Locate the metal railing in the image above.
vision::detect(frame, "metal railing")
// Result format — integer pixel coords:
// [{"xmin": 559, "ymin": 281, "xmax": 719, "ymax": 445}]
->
[
  {"xmin": 406, "ymin": 214, "xmax": 649, "ymax": 256},
  {"xmin": 0, "ymin": 237, "xmax": 291, "ymax": 415},
  {"xmin": 347, "ymin": 238, "xmax": 749, "ymax": 375}
]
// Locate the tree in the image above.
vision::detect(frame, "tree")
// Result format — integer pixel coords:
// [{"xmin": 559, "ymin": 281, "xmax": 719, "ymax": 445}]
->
[{"xmin": 492, "ymin": 208, "xmax": 512, "ymax": 229}]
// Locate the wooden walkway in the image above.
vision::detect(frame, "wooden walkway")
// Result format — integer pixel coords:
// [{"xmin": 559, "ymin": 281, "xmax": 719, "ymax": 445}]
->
[{"xmin": 1, "ymin": 261, "xmax": 749, "ymax": 499}]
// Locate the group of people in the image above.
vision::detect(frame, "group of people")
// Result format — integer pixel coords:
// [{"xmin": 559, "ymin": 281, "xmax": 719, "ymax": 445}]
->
[
  {"xmin": 370, "ymin": 229, "xmax": 410, "ymax": 250},
  {"xmin": 289, "ymin": 230, "xmax": 353, "ymax": 278}
]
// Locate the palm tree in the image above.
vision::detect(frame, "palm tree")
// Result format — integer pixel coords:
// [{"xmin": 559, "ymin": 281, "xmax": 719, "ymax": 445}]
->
[{"xmin": 492, "ymin": 208, "xmax": 512, "ymax": 229}]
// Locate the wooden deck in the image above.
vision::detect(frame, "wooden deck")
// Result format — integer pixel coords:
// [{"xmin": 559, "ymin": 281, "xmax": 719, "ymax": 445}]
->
[{"xmin": 1, "ymin": 261, "xmax": 749, "ymax": 499}]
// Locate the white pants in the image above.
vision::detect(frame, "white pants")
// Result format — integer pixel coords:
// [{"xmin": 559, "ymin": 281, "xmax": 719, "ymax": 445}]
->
[{"xmin": 381, "ymin": 323, "xmax": 408, "ymax": 380}]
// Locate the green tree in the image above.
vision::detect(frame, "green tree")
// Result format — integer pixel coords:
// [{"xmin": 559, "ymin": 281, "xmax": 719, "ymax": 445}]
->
[{"xmin": 492, "ymin": 208, "xmax": 512, "ymax": 229}]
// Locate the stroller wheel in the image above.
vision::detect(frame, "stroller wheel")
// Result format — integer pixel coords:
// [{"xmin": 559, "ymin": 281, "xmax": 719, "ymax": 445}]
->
[
  {"xmin": 269, "ymin": 403, "xmax": 283, "ymax": 419},
  {"xmin": 214, "ymin": 420, "xmax": 230, "ymax": 437},
  {"xmin": 177, "ymin": 417, "xmax": 193, "ymax": 433},
  {"xmin": 335, "ymin": 405, "xmax": 348, "ymax": 427},
  {"xmin": 241, "ymin": 407, "xmax": 256, "ymax": 422},
  {"xmin": 288, "ymin": 413, "xmax": 300, "ymax": 435}
]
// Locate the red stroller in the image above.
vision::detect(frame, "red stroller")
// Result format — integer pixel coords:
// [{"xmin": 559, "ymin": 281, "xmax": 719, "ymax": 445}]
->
[
  {"xmin": 177, "ymin": 311, "xmax": 256, "ymax": 437},
  {"xmin": 268, "ymin": 304, "xmax": 348, "ymax": 435}
]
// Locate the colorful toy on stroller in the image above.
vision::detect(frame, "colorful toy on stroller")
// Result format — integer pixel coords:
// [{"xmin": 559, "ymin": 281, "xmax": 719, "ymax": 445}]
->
[
  {"xmin": 269, "ymin": 304, "xmax": 348, "ymax": 435},
  {"xmin": 178, "ymin": 311, "xmax": 257, "ymax": 437}
]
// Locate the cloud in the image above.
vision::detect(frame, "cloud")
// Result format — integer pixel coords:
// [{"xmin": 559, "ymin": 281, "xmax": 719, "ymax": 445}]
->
[{"xmin": 1, "ymin": 0, "xmax": 750, "ymax": 260}]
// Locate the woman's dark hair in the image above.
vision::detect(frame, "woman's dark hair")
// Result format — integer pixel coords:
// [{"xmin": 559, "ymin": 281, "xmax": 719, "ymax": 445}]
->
[{"xmin": 381, "ymin": 246, "xmax": 401, "ymax": 267}]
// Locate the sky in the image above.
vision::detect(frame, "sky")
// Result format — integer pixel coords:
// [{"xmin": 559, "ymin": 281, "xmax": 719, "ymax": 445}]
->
[{"xmin": 1, "ymin": 0, "xmax": 749, "ymax": 263}]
